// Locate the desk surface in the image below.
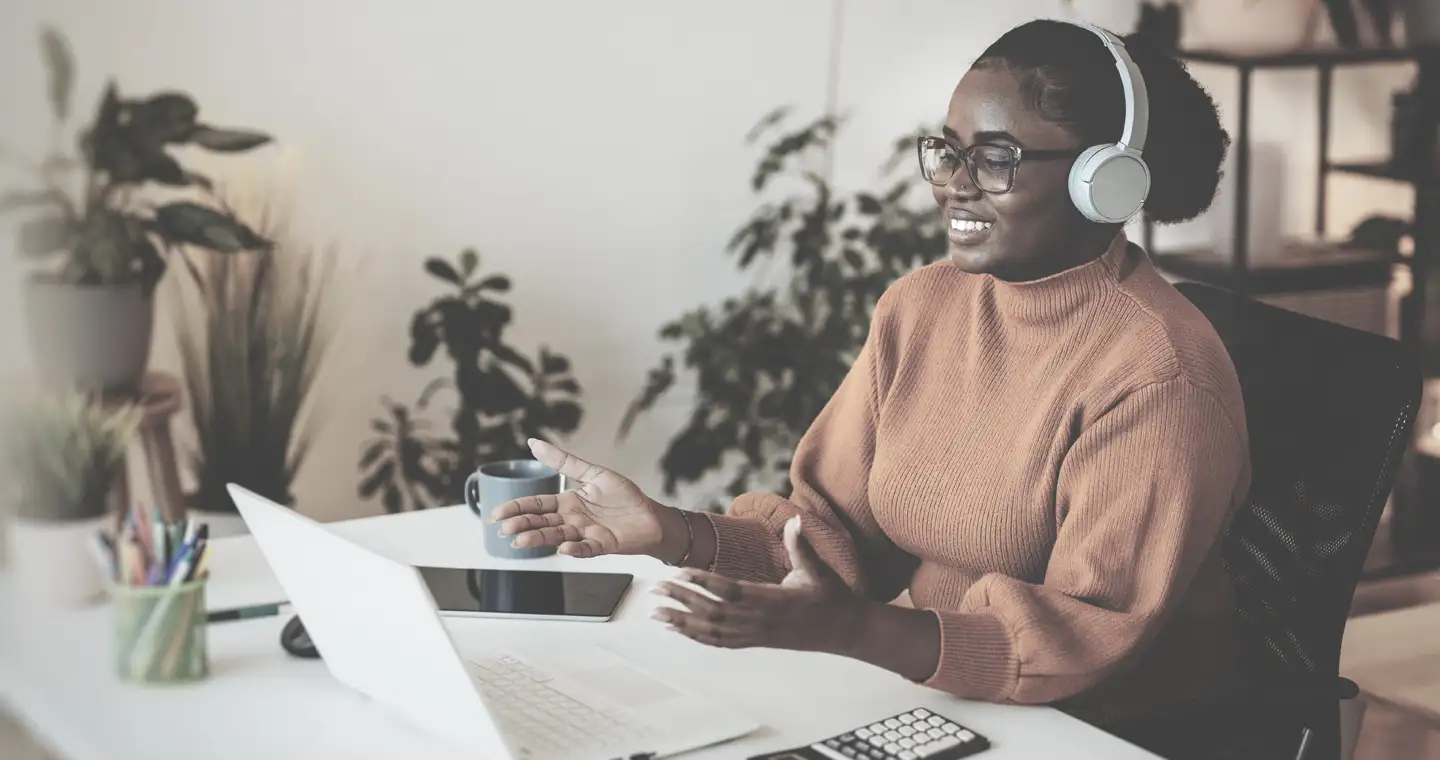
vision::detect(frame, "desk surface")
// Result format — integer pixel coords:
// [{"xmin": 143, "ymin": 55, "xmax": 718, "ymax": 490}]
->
[
  {"xmin": 1341, "ymin": 601, "xmax": 1440, "ymax": 727},
  {"xmin": 0, "ymin": 506, "xmax": 1159, "ymax": 760}
]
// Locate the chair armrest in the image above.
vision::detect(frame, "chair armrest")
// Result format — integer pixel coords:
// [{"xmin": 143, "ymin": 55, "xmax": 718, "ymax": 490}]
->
[
  {"xmin": 1126, "ymin": 676, "xmax": 1358, "ymax": 730},
  {"xmin": 1235, "ymin": 676, "xmax": 1360, "ymax": 708}
]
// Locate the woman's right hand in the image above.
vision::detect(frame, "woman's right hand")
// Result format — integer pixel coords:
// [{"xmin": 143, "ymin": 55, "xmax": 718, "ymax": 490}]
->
[{"xmin": 490, "ymin": 438, "xmax": 683, "ymax": 560}]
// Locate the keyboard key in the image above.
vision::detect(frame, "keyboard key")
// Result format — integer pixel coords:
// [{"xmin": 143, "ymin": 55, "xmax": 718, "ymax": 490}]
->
[
  {"xmin": 899, "ymin": 725, "xmax": 915, "ymax": 737},
  {"xmin": 855, "ymin": 728, "xmax": 871, "ymax": 739},
  {"xmin": 927, "ymin": 716, "xmax": 946, "ymax": 727},
  {"xmin": 942, "ymin": 723, "xmax": 960, "ymax": 734},
  {"xmin": 869, "ymin": 723, "xmax": 887, "ymax": 735},
  {"xmin": 885, "ymin": 719, "xmax": 901, "ymax": 729},
  {"xmin": 898, "ymin": 737, "xmax": 916, "ymax": 749},
  {"xmin": 884, "ymin": 730, "xmax": 901, "ymax": 742},
  {"xmin": 868, "ymin": 736, "xmax": 886, "ymax": 748},
  {"xmin": 927, "ymin": 728, "xmax": 945, "ymax": 740},
  {"xmin": 899, "ymin": 713, "xmax": 916, "ymax": 724},
  {"xmin": 900, "ymin": 752, "xmax": 918, "ymax": 760},
  {"xmin": 884, "ymin": 743, "xmax": 901, "ymax": 754},
  {"xmin": 957, "ymin": 730, "xmax": 975, "ymax": 742},
  {"xmin": 913, "ymin": 709, "xmax": 932, "ymax": 719}
]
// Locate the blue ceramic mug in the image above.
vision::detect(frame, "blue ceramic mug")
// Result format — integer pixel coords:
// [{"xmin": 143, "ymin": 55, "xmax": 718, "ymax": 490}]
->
[{"xmin": 465, "ymin": 459, "xmax": 565, "ymax": 559}]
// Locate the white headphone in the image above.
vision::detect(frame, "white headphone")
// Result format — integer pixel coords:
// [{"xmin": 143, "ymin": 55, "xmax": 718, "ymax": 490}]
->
[{"xmin": 1062, "ymin": 21, "xmax": 1152, "ymax": 224}]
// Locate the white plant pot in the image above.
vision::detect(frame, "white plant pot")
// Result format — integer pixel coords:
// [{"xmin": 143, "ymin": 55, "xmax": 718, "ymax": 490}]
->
[
  {"xmin": 6, "ymin": 515, "xmax": 108, "ymax": 608},
  {"xmin": 1183, "ymin": 0, "xmax": 1316, "ymax": 53},
  {"xmin": 189, "ymin": 510, "xmax": 249, "ymax": 538},
  {"xmin": 1210, "ymin": 142, "xmax": 1289, "ymax": 262},
  {"xmin": 23, "ymin": 277, "xmax": 156, "ymax": 392}
]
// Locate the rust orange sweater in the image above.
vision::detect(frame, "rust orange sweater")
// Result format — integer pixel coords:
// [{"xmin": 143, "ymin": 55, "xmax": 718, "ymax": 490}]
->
[{"xmin": 707, "ymin": 232, "xmax": 1251, "ymax": 725}]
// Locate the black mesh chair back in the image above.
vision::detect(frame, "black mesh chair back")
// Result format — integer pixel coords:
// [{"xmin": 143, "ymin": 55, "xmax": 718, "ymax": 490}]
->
[{"xmin": 1176, "ymin": 282, "xmax": 1421, "ymax": 758}]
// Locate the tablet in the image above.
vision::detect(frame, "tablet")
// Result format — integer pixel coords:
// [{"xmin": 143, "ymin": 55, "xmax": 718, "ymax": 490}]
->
[{"xmin": 415, "ymin": 566, "xmax": 633, "ymax": 622}]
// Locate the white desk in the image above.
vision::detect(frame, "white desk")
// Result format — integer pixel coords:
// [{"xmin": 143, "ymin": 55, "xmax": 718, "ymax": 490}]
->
[{"xmin": 0, "ymin": 506, "xmax": 1159, "ymax": 759}]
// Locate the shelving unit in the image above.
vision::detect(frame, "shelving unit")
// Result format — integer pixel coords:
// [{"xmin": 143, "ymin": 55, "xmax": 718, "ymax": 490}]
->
[{"xmin": 1143, "ymin": 44, "xmax": 1440, "ymax": 579}]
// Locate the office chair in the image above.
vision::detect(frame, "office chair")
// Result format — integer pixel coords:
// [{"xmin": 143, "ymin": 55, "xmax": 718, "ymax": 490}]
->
[{"xmin": 1138, "ymin": 282, "xmax": 1422, "ymax": 760}]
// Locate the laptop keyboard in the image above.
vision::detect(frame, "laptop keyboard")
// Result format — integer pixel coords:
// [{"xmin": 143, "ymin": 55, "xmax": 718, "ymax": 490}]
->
[{"xmin": 466, "ymin": 654, "xmax": 654, "ymax": 754}]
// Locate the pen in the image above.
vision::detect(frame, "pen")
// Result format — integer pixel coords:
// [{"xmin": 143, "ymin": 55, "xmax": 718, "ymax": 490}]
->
[{"xmin": 206, "ymin": 603, "xmax": 285, "ymax": 624}]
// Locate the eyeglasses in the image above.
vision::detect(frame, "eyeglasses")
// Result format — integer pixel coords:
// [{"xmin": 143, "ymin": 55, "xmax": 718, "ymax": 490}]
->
[{"xmin": 916, "ymin": 136, "xmax": 1083, "ymax": 194}]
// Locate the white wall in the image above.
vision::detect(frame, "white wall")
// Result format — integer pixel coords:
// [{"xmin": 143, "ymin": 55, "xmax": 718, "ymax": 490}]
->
[{"xmin": 0, "ymin": 0, "xmax": 1415, "ymax": 521}]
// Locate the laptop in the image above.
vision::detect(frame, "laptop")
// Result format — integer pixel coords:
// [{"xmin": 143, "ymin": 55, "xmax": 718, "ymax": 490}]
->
[{"xmin": 227, "ymin": 484, "xmax": 760, "ymax": 759}]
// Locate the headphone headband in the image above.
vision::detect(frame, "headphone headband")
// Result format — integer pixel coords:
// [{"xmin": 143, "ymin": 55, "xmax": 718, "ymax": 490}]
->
[{"xmin": 1065, "ymin": 21, "xmax": 1149, "ymax": 153}]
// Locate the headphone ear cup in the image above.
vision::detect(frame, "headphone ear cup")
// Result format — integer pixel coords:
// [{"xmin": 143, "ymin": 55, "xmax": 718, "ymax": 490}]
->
[
  {"xmin": 1069, "ymin": 144, "xmax": 1151, "ymax": 224},
  {"xmin": 1068, "ymin": 145, "xmax": 1112, "ymax": 223}
]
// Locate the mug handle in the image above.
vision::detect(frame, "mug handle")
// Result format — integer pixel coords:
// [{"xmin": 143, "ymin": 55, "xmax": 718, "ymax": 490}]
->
[{"xmin": 464, "ymin": 472, "xmax": 482, "ymax": 518}]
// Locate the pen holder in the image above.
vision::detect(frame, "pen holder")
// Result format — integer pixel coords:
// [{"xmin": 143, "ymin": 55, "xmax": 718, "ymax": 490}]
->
[{"xmin": 111, "ymin": 579, "xmax": 210, "ymax": 685}]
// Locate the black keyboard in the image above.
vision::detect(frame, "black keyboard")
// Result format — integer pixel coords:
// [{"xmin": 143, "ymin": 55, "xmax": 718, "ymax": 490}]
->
[{"xmin": 749, "ymin": 708, "xmax": 990, "ymax": 760}]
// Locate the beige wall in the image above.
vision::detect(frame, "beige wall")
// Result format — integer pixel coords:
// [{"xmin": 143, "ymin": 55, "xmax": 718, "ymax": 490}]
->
[{"xmin": 0, "ymin": 0, "xmax": 1415, "ymax": 521}]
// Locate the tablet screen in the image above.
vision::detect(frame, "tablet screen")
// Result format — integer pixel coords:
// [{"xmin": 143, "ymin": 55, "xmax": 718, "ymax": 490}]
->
[{"xmin": 416, "ymin": 567, "xmax": 632, "ymax": 620}]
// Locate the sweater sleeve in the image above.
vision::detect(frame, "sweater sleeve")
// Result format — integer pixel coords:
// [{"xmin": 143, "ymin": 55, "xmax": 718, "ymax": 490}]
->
[
  {"xmin": 704, "ymin": 294, "xmax": 918, "ymax": 602},
  {"xmin": 921, "ymin": 375, "xmax": 1249, "ymax": 704}
]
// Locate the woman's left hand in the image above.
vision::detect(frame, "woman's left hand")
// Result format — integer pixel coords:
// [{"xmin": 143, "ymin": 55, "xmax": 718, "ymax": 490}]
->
[{"xmin": 651, "ymin": 517, "xmax": 867, "ymax": 655}]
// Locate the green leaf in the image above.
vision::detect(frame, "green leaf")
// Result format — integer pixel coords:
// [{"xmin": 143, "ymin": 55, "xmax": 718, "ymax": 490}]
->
[
  {"xmin": 491, "ymin": 342, "xmax": 536, "ymax": 374},
  {"xmin": 744, "ymin": 105, "xmax": 791, "ymax": 144},
  {"xmin": 359, "ymin": 461, "xmax": 394, "ymax": 498},
  {"xmin": 407, "ymin": 312, "xmax": 441, "ymax": 366},
  {"xmin": 540, "ymin": 352, "xmax": 570, "ymax": 374},
  {"xmin": 856, "ymin": 194, "xmax": 882, "ymax": 215},
  {"xmin": 154, "ymin": 201, "xmax": 268, "ymax": 252},
  {"xmin": 546, "ymin": 401, "xmax": 583, "ymax": 432},
  {"xmin": 459, "ymin": 248, "xmax": 479, "ymax": 277},
  {"xmin": 133, "ymin": 93, "xmax": 199, "ymax": 144},
  {"xmin": 424, "ymin": 257, "xmax": 462, "ymax": 285},
  {"xmin": 39, "ymin": 27, "xmax": 74, "ymax": 121},
  {"xmin": 475, "ymin": 275, "xmax": 510, "ymax": 291},
  {"xmin": 551, "ymin": 378, "xmax": 581, "ymax": 394},
  {"xmin": 187, "ymin": 125, "xmax": 272, "ymax": 152},
  {"xmin": 18, "ymin": 215, "xmax": 74, "ymax": 256},
  {"xmin": 359, "ymin": 439, "xmax": 387, "ymax": 469},
  {"xmin": 141, "ymin": 152, "xmax": 188, "ymax": 185}
]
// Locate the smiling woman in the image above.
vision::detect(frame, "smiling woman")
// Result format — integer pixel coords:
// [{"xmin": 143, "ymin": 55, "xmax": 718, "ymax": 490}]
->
[{"xmin": 488, "ymin": 18, "xmax": 1255, "ymax": 760}]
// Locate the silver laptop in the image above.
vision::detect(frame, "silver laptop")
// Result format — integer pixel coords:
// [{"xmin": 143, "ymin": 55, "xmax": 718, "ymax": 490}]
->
[{"xmin": 227, "ymin": 484, "xmax": 759, "ymax": 760}]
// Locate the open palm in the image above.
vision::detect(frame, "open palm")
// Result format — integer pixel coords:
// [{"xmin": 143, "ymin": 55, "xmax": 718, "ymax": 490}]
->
[{"xmin": 490, "ymin": 439, "xmax": 665, "ymax": 558}]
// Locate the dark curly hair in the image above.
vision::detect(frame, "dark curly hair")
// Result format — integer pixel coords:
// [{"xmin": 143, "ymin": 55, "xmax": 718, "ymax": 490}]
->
[{"xmin": 974, "ymin": 20, "xmax": 1229, "ymax": 224}]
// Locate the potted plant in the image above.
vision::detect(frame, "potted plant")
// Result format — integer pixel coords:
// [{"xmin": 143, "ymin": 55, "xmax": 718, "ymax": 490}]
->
[
  {"xmin": 618, "ymin": 109, "xmax": 941, "ymax": 508},
  {"xmin": 172, "ymin": 200, "xmax": 339, "ymax": 536},
  {"xmin": 0, "ymin": 391, "xmax": 143, "ymax": 607},
  {"xmin": 360, "ymin": 248, "xmax": 584, "ymax": 512},
  {"xmin": 0, "ymin": 27, "xmax": 272, "ymax": 392}
]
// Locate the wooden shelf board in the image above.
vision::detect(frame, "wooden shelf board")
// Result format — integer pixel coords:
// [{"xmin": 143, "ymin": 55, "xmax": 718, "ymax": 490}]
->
[
  {"xmin": 1181, "ymin": 45, "xmax": 1431, "ymax": 68},
  {"xmin": 1152, "ymin": 241, "xmax": 1402, "ymax": 295}
]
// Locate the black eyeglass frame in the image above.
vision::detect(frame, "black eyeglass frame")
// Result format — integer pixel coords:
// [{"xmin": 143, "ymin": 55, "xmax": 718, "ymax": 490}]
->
[{"xmin": 916, "ymin": 135, "xmax": 1084, "ymax": 194}]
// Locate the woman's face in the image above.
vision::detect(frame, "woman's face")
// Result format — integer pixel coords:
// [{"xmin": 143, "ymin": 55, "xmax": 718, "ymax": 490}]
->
[{"xmin": 934, "ymin": 67, "xmax": 1108, "ymax": 280}]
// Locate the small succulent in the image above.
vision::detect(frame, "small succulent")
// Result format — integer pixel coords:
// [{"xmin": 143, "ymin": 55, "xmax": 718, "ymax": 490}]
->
[{"xmin": 0, "ymin": 391, "xmax": 144, "ymax": 522}]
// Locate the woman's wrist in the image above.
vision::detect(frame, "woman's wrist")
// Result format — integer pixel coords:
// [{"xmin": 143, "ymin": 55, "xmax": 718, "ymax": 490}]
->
[
  {"xmin": 651, "ymin": 503, "xmax": 692, "ymax": 564},
  {"xmin": 649, "ymin": 504, "xmax": 719, "ymax": 570},
  {"xmin": 841, "ymin": 599, "xmax": 942, "ymax": 683}
]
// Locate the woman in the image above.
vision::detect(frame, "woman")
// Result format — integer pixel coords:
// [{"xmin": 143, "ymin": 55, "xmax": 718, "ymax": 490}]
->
[{"xmin": 493, "ymin": 18, "xmax": 1247, "ymax": 750}]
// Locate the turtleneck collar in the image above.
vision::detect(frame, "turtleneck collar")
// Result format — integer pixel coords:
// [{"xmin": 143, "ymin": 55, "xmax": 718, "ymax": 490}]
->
[{"xmin": 970, "ymin": 230, "xmax": 1130, "ymax": 323}]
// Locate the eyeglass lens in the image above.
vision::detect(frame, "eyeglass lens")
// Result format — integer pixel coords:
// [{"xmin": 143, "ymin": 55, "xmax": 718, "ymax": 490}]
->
[{"xmin": 917, "ymin": 138, "xmax": 1017, "ymax": 193}]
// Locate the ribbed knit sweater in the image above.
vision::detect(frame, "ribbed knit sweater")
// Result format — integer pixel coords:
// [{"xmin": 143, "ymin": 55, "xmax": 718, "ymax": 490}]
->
[{"xmin": 707, "ymin": 232, "xmax": 1252, "ymax": 725}]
